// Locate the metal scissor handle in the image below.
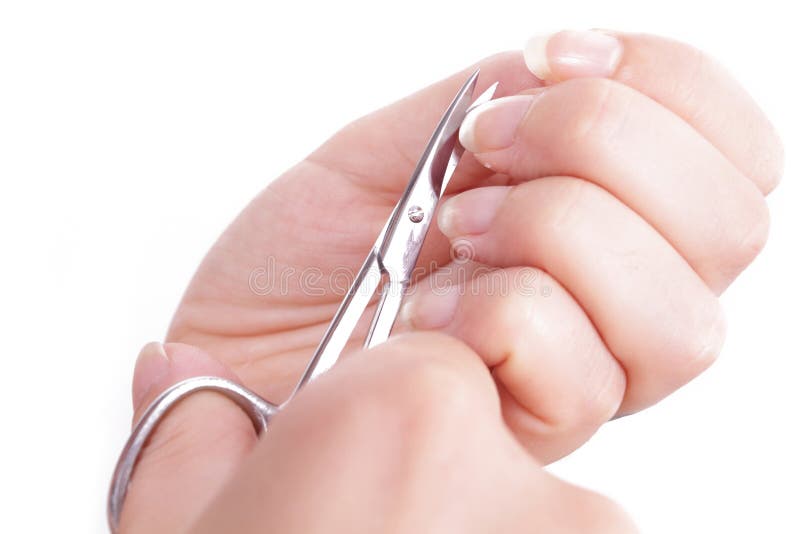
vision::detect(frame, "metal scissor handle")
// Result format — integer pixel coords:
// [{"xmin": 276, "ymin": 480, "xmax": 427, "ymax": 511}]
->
[
  {"xmin": 108, "ymin": 70, "xmax": 497, "ymax": 532},
  {"xmin": 107, "ymin": 377, "xmax": 278, "ymax": 531}
]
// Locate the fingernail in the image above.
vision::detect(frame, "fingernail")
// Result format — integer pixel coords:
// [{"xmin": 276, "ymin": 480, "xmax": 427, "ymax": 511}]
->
[
  {"xmin": 459, "ymin": 94, "xmax": 539, "ymax": 153},
  {"xmin": 132, "ymin": 341, "xmax": 170, "ymax": 411},
  {"xmin": 524, "ymin": 30, "xmax": 622, "ymax": 81},
  {"xmin": 438, "ymin": 186, "xmax": 510, "ymax": 238},
  {"xmin": 401, "ymin": 283, "xmax": 461, "ymax": 330}
]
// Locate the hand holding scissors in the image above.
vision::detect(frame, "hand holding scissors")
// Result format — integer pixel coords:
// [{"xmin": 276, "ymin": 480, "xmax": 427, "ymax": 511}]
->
[{"xmin": 111, "ymin": 30, "xmax": 780, "ymax": 533}]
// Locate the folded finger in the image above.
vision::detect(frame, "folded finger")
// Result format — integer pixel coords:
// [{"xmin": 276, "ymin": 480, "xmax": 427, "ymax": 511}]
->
[
  {"xmin": 459, "ymin": 78, "xmax": 769, "ymax": 292},
  {"xmin": 438, "ymin": 179, "xmax": 725, "ymax": 415},
  {"xmin": 399, "ymin": 265, "xmax": 625, "ymax": 463}
]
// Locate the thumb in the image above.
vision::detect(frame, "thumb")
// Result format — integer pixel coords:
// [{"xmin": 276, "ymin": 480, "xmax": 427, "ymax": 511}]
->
[{"xmin": 117, "ymin": 342, "xmax": 259, "ymax": 534}]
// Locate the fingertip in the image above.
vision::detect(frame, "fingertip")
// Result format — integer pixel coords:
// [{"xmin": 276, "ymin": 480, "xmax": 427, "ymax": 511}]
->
[
  {"xmin": 400, "ymin": 281, "xmax": 462, "ymax": 331},
  {"xmin": 457, "ymin": 95, "xmax": 539, "ymax": 156},
  {"xmin": 524, "ymin": 30, "xmax": 623, "ymax": 82},
  {"xmin": 132, "ymin": 342, "xmax": 169, "ymax": 412},
  {"xmin": 131, "ymin": 342, "xmax": 239, "ymax": 421},
  {"xmin": 437, "ymin": 186, "xmax": 511, "ymax": 239}
]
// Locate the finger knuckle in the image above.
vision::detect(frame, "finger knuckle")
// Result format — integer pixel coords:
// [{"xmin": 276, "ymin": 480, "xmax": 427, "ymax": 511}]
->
[
  {"xmin": 560, "ymin": 78, "xmax": 633, "ymax": 153},
  {"xmin": 540, "ymin": 357, "xmax": 626, "ymax": 441},
  {"xmin": 518, "ymin": 272, "xmax": 626, "ymax": 430},
  {"xmin": 536, "ymin": 176, "xmax": 598, "ymax": 233},
  {"xmin": 719, "ymin": 197, "xmax": 770, "ymax": 280},
  {"xmin": 474, "ymin": 267, "xmax": 625, "ymax": 436},
  {"xmin": 575, "ymin": 355, "xmax": 627, "ymax": 428},
  {"xmin": 730, "ymin": 111, "xmax": 784, "ymax": 195},
  {"xmin": 670, "ymin": 44, "xmax": 716, "ymax": 122},
  {"xmin": 675, "ymin": 299, "xmax": 727, "ymax": 381},
  {"xmin": 754, "ymin": 130, "xmax": 784, "ymax": 194}
]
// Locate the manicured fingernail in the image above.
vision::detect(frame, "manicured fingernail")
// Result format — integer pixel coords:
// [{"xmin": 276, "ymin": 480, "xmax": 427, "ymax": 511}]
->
[
  {"xmin": 132, "ymin": 341, "xmax": 170, "ymax": 410},
  {"xmin": 524, "ymin": 30, "xmax": 622, "ymax": 81},
  {"xmin": 401, "ymin": 283, "xmax": 461, "ymax": 330},
  {"xmin": 459, "ymin": 94, "xmax": 539, "ymax": 153},
  {"xmin": 438, "ymin": 186, "xmax": 510, "ymax": 238}
]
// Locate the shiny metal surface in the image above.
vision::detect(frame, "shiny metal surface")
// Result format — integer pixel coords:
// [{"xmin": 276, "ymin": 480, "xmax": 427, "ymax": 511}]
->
[
  {"xmin": 364, "ymin": 279, "xmax": 409, "ymax": 349},
  {"xmin": 407, "ymin": 205, "xmax": 425, "ymax": 223},
  {"xmin": 297, "ymin": 72, "xmax": 497, "ymax": 387},
  {"xmin": 290, "ymin": 251, "xmax": 384, "ymax": 394},
  {"xmin": 108, "ymin": 71, "xmax": 497, "ymax": 533},
  {"xmin": 107, "ymin": 376, "xmax": 278, "ymax": 532}
]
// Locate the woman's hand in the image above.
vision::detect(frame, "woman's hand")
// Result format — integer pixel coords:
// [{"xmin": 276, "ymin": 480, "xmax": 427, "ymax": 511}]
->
[
  {"xmin": 120, "ymin": 30, "xmax": 781, "ymax": 532},
  {"xmin": 121, "ymin": 335, "xmax": 638, "ymax": 533},
  {"xmin": 162, "ymin": 30, "xmax": 781, "ymax": 460}
]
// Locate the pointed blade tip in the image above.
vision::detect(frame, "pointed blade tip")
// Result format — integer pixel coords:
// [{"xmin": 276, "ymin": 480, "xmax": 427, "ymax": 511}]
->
[
  {"xmin": 463, "ymin": 68, "xmax": 481, "ymax": 93},
  {"xmin": 468, "ymin": 81, "xmax": 499, "ymax": 111}
]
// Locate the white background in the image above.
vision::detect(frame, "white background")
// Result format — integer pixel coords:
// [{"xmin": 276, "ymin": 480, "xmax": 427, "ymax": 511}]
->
[{"xmin": 1, "ymin": 1, "xmax": 797, "ymax": 532}]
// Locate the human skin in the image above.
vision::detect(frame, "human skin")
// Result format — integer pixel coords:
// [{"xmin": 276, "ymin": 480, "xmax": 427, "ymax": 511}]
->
[{"xmin": 118, "ymin": 31, "xmax": 782, "ymax": 532}]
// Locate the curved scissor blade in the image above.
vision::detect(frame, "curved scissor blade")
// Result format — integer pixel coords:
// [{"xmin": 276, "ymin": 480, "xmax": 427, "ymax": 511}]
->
[
  {"xmin": 427, "ymin": 73, "xmax": 499, "ymax": 197},
  {"xmin": 291, "ymin": 72, "xmax": 499, "ymax": 398},
  {"xmin": 292, "ymin": 251, "xmax": 383, "ymax": 395}
]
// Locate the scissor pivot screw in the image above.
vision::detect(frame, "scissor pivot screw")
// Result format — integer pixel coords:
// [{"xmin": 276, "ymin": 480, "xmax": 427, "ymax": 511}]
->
[{"xmin": 408, "ymin": 206, "xmax": 424, "ymax": 223}]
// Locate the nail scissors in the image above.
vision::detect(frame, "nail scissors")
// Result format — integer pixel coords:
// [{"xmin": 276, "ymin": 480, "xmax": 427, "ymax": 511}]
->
[{"xmin": 108, "ymin": 70, "xmax": 497, "ymax": 532}]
